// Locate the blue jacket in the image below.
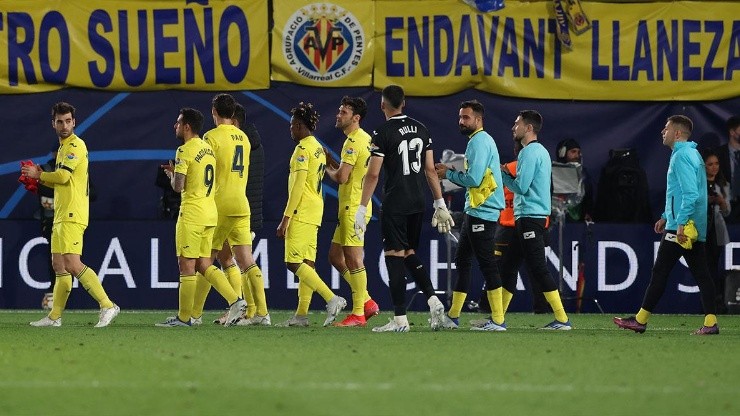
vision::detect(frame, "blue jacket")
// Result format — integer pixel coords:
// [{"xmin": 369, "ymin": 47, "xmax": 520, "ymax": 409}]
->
[
  {"xmin": 662, "ymin": 141, "xmax": 708, "ymax": 241},
  {"xmin": 445, "ymin": 129, "xmax": 504, "ymax": 221},
  {"xmin": 501, "ymin": 140, "xmax": 551, "ymax": 219}
]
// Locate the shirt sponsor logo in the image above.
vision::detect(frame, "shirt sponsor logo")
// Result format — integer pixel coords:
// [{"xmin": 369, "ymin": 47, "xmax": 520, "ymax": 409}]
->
[
  {"xmin": 523, "ymin": 231, "xmax": 535, "ymax": 239},
  {"xmin": 472, "ymin": 224, "xmax": 485, "ymax": 232}
]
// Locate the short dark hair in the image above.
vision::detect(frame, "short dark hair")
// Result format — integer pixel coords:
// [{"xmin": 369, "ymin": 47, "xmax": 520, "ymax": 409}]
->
[
  {"xmin": 519, "ymin": 110, "xmax": 543, "ymax": 133},
  {"xmin": 668, "ymin": 115, "xmax": 693, "ymax": 135},
  {"xmin": 727, "ymin": 115, "xmax": 740, "ymax": 132},
  {"xmin": 381, "ymin": 85, "xmax": 405, "ymax": 109},
  {"xmin": 52, "ymin": 102, "xmax": 75, "ymax": 119},
  {"xmin": 460, "ymin": 100, "xmax": 484, "ymax": 117},
  {"xmin": 212, "ymin": 93, "xmax": 236, "ymax": 118},
  {"xmin": 291, "ymin": 102, "xmax": 320, "ymax": 131},
  {"xmin": 233, "ymin": 103, "xmax": 246, "ymax": 127},
  {"xmin": 341, "ymin": 96, "xmax": 367, "ymax": 121},
  {"xmin": 180, "ymin": 108, "xmax": 204, "ymax": 134}
]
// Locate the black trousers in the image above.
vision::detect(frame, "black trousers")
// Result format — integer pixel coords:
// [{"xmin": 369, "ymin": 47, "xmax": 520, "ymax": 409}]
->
[
  {"xmin": 641, "ymin": 236, "xmax": 717, "ymax": 315},
  {"xmin": 514, "ymin": 217, "xmax": 558, "ymax": 294},
  {"xmin": 453, "ymin": 214, "xmax": 500, "ymax": 294}
]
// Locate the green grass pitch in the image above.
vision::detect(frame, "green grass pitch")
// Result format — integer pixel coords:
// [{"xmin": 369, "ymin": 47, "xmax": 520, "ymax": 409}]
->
[{"xmin": 1, "ymin": 310, "xmax": 738, "ymax": 416}]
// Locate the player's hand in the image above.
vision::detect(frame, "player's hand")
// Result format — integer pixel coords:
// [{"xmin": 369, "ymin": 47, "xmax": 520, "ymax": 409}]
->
[
  {"xmin": 277, "ymin": 216, "xmax": 290, "ymax": 239},
  {"xmin": 354, "ymin": 205, "xmax": 367, "ymax": 240},
  {"xmin": 676, "ymin": 224, "xmax": 687, "ymax": 244},
  {"xmin": 161, "ymin": 160, "xmax": 175, "ymax": 179},
  {"xmin": 654, "ymin": 218, "xmax": 666, "ymax": 234},
  {"xmin": 20, "ymin": 163, "xmax": 42, "ymax": 179},
  {"xmin": 431, "ymin": 199, "xmax": 454, "ymax": 234},
  {"xmin": 323, "ymin": 147, "xmax": 339, "ymax": 169},
  {"xmin": 434, "ymin": 163, "xmax": 448, "ymax": 180}
]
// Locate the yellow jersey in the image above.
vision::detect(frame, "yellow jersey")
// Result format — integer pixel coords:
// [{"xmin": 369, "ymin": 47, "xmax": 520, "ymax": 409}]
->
[
  {"xmin": 287, "ymin": 136, "xmax": 326, "ymax": 226},
  {"xmin": 338, "ymin": 128, "xmax": 372, "ymax": 218},
  {"xmin": 203, "ymin": 124, "xmax": 251, "ymax": 217},
  {"xmin": 174, "ymin": 138, "xmax": 218, "ymax": 226},
  {"xmin": 49, "ymin": 134, "xmax": 89, "ymax": 225}
]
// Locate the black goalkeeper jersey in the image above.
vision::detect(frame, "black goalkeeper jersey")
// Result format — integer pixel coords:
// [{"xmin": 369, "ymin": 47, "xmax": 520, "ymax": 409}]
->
[{"xmin": 370, "ymin": 114, "xmax": 432, "ymax": 215}]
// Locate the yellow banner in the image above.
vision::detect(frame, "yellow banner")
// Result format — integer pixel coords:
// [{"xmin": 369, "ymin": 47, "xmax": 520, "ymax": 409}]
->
[
  {"xmin": 0, "ymin": 0, "xmax": 269, "ymax": 93},
  {"xmin": 271, "ymin": 0, "xmax": 374, "ymax": 87},
  {"xmin": 374, "ymin": 1, "xmax": 740, "ymax": 100}
]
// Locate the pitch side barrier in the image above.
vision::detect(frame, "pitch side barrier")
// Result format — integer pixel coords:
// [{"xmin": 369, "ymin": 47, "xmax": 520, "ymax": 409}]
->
[{"xmin": 2, "ymin": 219, "xmax": 735, "ymax": 313}]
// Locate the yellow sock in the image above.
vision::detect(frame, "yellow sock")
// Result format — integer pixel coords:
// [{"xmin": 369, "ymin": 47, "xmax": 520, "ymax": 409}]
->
[
  {"xmin": 247, "ymin": 265, "xmax": 268, "ymax": 316},
  {"xmin": 77, "ymin": 266, "xmax": 114, "ymax": 309},
  {"xmin": 704, "ymin": 314, "xmax": 717, "ymax": 327},
  {"xmin": 297, "ymin": 280, "xmax": 313, "ymax": 315},
  {"xmin": 204, "ymin": 265, "xmax": 238, "ymax": 305},
  {"xmin": 449, "ymin": 291, "xmax": 466, "ymax": 319},
  {"xmin": 295, "ymin": 263, "xmax": 334, "ymax": 302},
  {"xmin": 350, "ymin": 268, "xmax": 367, "ymax": 316},
  {"xmin": 636, "ymin": 308, "xmax": 651, "ymax": 325},
  {"xmin": 487, "ymin": 288, "xmax": 504, "ymax": 324},
  {"xmin": 191, "ymin": 273, "xmax": 211, "ymax": 319},
  {"xmin": 178, "ymin": 275, "xmax": 196, "ymax": 322},
  {"xmin": 502, "ymin": 288, "xmax": 514, "ymax": 314},
  {"xmin": 543, "ymin": 290, "xmax": 568, "ymax": 323},
  {"xmin": 49, "ymin": 273, "xmax": 72, "ymax": 320},
  {"xmin": 241, "ymin": 269, "xmax": 256, "ymax": 318},
  {"xmin": 224, "ymin": 264, "xmax": 241, "ymax": 294}
]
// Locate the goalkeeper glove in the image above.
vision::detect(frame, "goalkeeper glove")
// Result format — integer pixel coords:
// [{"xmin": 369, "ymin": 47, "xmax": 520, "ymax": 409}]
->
[
  {"xmin": 354, "ymin": 205, "xmax": 367, "ymax": 240},
  {"xmin": 431, "ymin": 198, "xmax": 454, "ymax": 233}
]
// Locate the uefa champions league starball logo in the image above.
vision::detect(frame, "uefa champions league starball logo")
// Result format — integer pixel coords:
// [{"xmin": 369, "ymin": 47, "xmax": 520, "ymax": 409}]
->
[{"xmin": 282, "ymin": 3, "xmax": 365, "ymax": 82}]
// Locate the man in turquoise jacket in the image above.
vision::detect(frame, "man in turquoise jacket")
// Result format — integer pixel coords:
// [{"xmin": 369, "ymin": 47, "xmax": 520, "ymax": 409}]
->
[
  {"xmin": 434, "ymin": 100, "xmax": 506, "ymax": 331},
  {"xmin": 615, "ymin": 115, "xmax": 719, "ymax": 335}
]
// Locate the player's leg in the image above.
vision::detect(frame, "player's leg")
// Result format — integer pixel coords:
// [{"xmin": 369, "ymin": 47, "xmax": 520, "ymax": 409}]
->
[
  {"xmin": 517, "ymin": 218, "xmax": 569, "ymax": 329},
  {"xmin": 61, "ymin": 223, "xmax": 119, "ymax": 327},
  {"xmin": 372, "ymin": 213, "xmax": 412, "ymax": 332},
  {"xmin": 196, "ymin": 226, "xmax": 244, "ymax": 326},
  {"xmin": 448, "ymin": 213, "xmax": 474, "ymax": 324},
  {"xmin": 157, "ymin": 221, "xmax": 200, "ymax": 327},
  {"xmin": 469, "ymin": 218, "xmax": 505, "ymax": 328},
  {"xmin": 231, "ymin": 216, "xmax": 269, "ymax": 321},
  {"xmin": 682, "ymin": 242, "xmax": 719, "ymax": 333}
]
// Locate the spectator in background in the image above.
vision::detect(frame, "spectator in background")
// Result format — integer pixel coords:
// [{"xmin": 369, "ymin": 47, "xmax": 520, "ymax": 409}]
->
[
  {"xmin": 703, "ymin": 150, "xmax": 730, "ymax": 313},
  {"xmin": 554, "ymin": 138, "xmax": 593, "ymax": 223},
  {"xmin": 716, "ymin": 115, "xmax": 740, "ymax": 223}
]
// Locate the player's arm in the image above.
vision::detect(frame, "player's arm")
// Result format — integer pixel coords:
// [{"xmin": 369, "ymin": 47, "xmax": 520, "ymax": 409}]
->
[
  {"xmin": 359, "ymin": 156, "xmax": 381, "ymax": 208},
  {"xmin": 446, "ymin": 141, "xmax": 487, "ymax": 188},
  {"xmin": 277, "ymin": 169, "xmax": 307, "ymax": 238},
  {"xmin": 326, "ymin": 162, "xmax": 353, "ymax": 184},
  {"xmin": 424, "ymin": 149, "xmax": 444, "ymax": 200},
  {"xmin": 32, "ymin": 166, "xmax": 71, "ymax": 185},
  {"xmin": 172, "ymin": 173, "xmax": 185, "ymax": 193}
]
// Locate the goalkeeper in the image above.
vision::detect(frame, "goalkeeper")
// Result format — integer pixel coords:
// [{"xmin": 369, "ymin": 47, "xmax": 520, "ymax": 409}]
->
[
  {"xmin": 433, "ymin": 100, "xmax": 506, "ymax": 331},
  {"xmin": 355, "ymin": 85, "xmax": 454, "ymax": 332}
]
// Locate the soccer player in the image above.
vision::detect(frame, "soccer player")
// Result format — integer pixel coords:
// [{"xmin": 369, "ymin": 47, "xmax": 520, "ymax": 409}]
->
[
  {"xmin": 500, "ymin": 110, "xmax": 571, "ymax": 330},
  {"xmin": 614, "ymin": 115, "xmax": 720, "ymax": 335},
  {"xmin": 324, "ymin": 96, "xmax": 380, "ymax": 327},
  {"xmin": 156, "ymin": 108, "xmax": 246, "ymax": 327},
  {"xmin": 355, "ymin": 85, "xmax": 454, "ymax": 332},
  {"xmin": 23, "ymin": 102, "xmax": 120, "ymax": 327},
  {"xmin": 277, "ymin": 102, "xmax": 346, "ymax": 327},
  {"xmin": 189, "ymin": 95, "xmax": 266, "ymax": 326},
  {"xmin": 433, "ymin": 100, "xmax": 506, "ymax": 331},
  {"xmin": 232, "ymin": 103, "xmax": 270, "ymax": 325}
]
